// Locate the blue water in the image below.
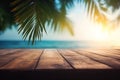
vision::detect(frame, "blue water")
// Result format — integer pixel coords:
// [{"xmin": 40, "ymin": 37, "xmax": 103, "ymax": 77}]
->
[{"xmin": 0, "ymin": 41, "xmax": 90, "ymax": 49}]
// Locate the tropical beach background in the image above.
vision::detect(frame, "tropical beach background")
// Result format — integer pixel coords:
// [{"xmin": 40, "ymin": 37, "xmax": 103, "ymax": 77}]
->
[
  {"xmin": 0, "ymin": 1, "xmax": 120, "ymax": 79},
  {"xmin": 0, "ymin": 0, "xmax": 120, "ymax": 48}
]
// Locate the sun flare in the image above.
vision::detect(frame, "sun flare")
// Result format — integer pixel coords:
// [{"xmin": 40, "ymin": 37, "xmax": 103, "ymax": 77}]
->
[
  {"xmin": 68, "ymin": 3, "xmax": 110, "ymax": 42},
  {"xmin": 91, "ymin": 24, "xmax": 109, "ymax": 41},
  {"xmin": 74, "ymin": 19, "xmax": 110, "ymax": 41}
]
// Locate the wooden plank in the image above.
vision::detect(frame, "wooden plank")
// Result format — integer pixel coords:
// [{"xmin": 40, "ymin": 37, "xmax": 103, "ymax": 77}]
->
[
  {"xmin": 0, "ymin": 49, "xmax": 28, "ymax": 67},
  {"xmin": 16, "ymin": 49, "xmax": 43, "ymax": 60},
  {"xmin": 0, "ymin": 49, "xmax": 21, "ymax": 56},
  {"xmin": 58, "ymin": 49, "xmax": 110, "ymax": 69},
  {"xmin": 98, "ymin": 49, "xmax": 120, "ymax": 55},
  {"xmin": 73, "ymin": 49, "xmax": 120, "ymax": 69},
  {"xmin": 82, "ymin": 49, "xmax": 120, "ymax": 60},
  {"xmin": 108, "ymin": 49, "xmax": 120, "ymax": 55},
  {"xmin": 94, "ymin": 49, "xmax": 120, "ymax": 55},
  {"xmin": 0, "ymin": 49, "xmax": 12, "ymax": 54},
  {"xmin": 0, "ymin": 49, "xmax": 9, "ymax": 54},
  {"xmin": 1, "ymin": 60, "xmax": 36, "ymax": 69},
  {"xmin": 0, "ymin": 49, "xmax": 42, "ymax": 69},
  {"xmin": 36, "ymin": 49, "xmax": 72, "ymax": 69}
]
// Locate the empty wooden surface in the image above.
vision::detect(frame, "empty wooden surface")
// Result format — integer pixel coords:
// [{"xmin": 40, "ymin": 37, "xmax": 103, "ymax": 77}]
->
[{"xmin": 0, "ymin": 49, "xmax": 120, "ymax": 69}]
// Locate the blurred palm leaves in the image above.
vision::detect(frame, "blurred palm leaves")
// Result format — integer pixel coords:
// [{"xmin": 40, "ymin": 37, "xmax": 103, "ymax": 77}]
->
[
  {"xmin": 84, "ymin": 0, "xmax": 120, "ymax": 31},
  {"xmin": 0, "ymin": 0, "xmax": 120, "ymax": 44},
  {"xmin": 0, "ymin": 0, "xmax": 15, "ymax": 34},
  {"xmin": 84, "ymin": 0, "xmax": 108, "ymax": 25},
  {"xmin": 104, "ymin": 0, "xmax": 120, "ymax": 10},
  {"xmin": 11, "ymin": 0, "xmax": 74, "ymax": 44}
]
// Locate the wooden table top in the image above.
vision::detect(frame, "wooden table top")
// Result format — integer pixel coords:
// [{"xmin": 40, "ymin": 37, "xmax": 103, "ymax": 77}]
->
[{"xmin": 0, "ymin": 49, "xmax": 120, "ymax": 69}]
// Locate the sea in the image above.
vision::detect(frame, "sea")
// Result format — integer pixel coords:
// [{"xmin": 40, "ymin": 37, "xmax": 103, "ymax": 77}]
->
[{"xmin": 0, "ymin": 40, "xmax": 112, "ymax": 49}]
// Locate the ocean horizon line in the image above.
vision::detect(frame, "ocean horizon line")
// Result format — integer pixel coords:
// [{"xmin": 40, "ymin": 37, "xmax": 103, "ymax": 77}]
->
[{"xmin": 0, "ymin": 40, "xmax": 114, "ymax": 49}]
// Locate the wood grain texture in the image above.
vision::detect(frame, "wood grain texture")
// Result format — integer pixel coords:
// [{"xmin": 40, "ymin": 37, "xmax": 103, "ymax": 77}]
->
[
  {"xmin": 0, "ymin": 49, "xmax": 42, "ymax": 69},
  {"xmin": 82, "ymin": 49, "xmax": 120, "ymax": 60},
  {"xmin": 104, "ymin": 49, "xmax": 120, "ymax": 55},
  {"xmin": 36, "ymin": 49, "xmax": 72, "ymax": 69},
  {"xmin": 0, "ymin": 49, "xmax": 21, "ymax": 56},
  {"xmin": 0, "ymin": 49, "xmax": 26, "ymax": 67},
  {"xmin": 73, "ymin": 49, "xmax": 120, "ymax": 69},
  {"xmin": 58, "ymin": 50, "xmax": 110, "ymax": 69},
  {"xmin": 0, "ymin": 49, "xmax": 120, "ymax": 69}
]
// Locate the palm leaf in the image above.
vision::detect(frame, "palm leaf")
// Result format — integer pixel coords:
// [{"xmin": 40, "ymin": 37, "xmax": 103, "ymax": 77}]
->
[
  {"xmin": 12, "ymin": 0, "xmax": 74, "ymax": 44},
  {"xmin": 0, "ymin": 1, "xmax": 15, "ymax": 33},
  {"xmin": 83, "ymin": 0, "xmax": 108, "ymax": 27}
]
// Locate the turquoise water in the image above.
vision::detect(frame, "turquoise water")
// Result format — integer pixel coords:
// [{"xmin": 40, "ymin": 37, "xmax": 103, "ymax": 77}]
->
[{"xmin": 0, "ymin": 41, "xmax": 90, "ymax": 49}]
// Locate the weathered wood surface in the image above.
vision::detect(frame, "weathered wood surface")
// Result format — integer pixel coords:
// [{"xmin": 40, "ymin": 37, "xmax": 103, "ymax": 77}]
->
[
  {"xmin": 36, "ymin": 49, "xmax": 72, "ymax": 69},
  {"xmin": 0, "ymin": 49, "xmax": 120, "ymax": 69},
  {"xmin": 58, "ymin": 50, "xmax": 111, "ymax": 69}
]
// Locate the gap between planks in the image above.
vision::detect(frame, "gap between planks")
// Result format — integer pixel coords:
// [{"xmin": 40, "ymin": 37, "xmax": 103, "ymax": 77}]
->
[
  {"xmin": 36, "ymin": 49, "xmax": 72, "ymax": 69},
  {"xmin": 0, "ymin": 49, "xmax": 43, "ymax": 69},
  {"xmin": 58, "ymin": 49, "xmax": 111, "ymax": 69},
  {"xmin": 72, "ymin": 49, "xmax": 120, "ymax": 69}
]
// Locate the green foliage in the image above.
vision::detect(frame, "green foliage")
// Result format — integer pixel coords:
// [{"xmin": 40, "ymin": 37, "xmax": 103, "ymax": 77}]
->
[
  {"xmin": 11, "ymin": 0, "xmax": 74, "ymax": 44},
  {"xmin": 84, "ymin": 0, "xmax": 107, "ymax": 24},
  {"xmin": 104, "ymin": 0, "xmax": 120, "ymax": 10},
  {"xmin": 0, "ymin": 0, "xmax": 15, "ymax": 33},
  {"xmin": 0, "ymin": 0, "xmax": 120, "ymax": 44}
]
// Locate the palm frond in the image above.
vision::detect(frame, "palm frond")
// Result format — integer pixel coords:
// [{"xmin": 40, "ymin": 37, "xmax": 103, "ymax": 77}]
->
[
  {"xmin": 104, "ymin": 0, "xmax": 120, "ymax": 10},
  {"xmin": 84, "ymin": 0, "xmax": 108, "ymax": 26},
  {"xmin": 0, "ymin": 1, "xmax": 15, "ymax": 33},
  {"xmin": 12, "ymin": 0, "xmax": 74, "ymax": 44}
]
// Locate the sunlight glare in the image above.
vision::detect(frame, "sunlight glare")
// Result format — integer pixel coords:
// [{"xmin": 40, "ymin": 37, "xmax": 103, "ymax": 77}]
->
[
  {"xmin": 73, "ymin": 17, "xmax": 110, "ymax": 41},
  {"xmin": 92, "ymin": 24, "xmax": 109, "ymax": 41},
  {"xmin": 68, "ymin": 2, "xmax": 110, "ymax": 42},
  {"xmin": 67, "ymin": 1, "xmax": 120, "ymax": 47}
]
